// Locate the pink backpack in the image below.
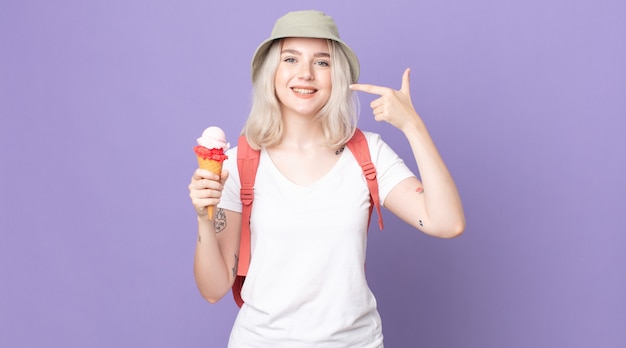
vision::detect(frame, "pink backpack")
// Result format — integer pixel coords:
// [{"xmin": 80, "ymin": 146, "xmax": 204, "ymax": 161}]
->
[{"xmin": 233, "ymin": 128, "xmax": 383, "ymax": 307}]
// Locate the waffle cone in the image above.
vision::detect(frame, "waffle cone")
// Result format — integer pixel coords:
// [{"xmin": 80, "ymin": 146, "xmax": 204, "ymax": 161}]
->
[{"xmin": 196, "ymin": 156, "xmax": 223, "ymax": 220}]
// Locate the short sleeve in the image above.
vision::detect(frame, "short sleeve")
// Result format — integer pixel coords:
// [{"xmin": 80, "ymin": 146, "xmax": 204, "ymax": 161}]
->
[
  {"xmin": 217, "ymin": 147, "xmax": 243, "ymax": 213},
  {"xmin": 364, "ymin": 131, "xmax": 416, "ymax": 205}
]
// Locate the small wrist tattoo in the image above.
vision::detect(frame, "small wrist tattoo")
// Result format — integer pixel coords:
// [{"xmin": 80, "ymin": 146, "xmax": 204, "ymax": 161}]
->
[{"xmin": 419, "ymin": 219, "xmax": 424, "ymax": 227}]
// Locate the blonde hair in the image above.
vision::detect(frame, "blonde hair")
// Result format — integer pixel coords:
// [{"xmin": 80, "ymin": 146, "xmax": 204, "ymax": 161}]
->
[{"xmin": 243, "ymin": 39, "xmax": 358, "ymax": 149}]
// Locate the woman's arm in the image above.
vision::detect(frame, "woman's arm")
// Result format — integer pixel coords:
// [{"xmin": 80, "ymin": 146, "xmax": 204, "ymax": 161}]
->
[
  {"xmin": 189, "ymin": 169, "xmax": 242, "ymax": 303},
  {"xmin": 383, "ymin": 127, "xmax": 465, "ymax": 238},
  {"xmin": 350, "ymin": 69, "xmax": 465, "ymax": 238}
]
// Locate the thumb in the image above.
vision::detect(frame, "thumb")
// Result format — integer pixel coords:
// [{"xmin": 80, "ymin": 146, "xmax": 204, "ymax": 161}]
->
[{"xmin": 400, "ymin": 68, "xmax": 411, "ymax": 94}]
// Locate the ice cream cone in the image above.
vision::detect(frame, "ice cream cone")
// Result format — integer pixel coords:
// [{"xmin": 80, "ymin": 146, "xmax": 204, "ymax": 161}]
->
[
  {"xmin": 196, "ymin": 156, "xmax": 223, "ymax": 220},
  {"xmin": 194, "ymin": 126, "xmax": 229, "ymax": 221}
]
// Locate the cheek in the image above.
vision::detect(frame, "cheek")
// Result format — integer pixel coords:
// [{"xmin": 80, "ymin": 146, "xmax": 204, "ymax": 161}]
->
[
  {"xmin": 274, "ymin": 64, "xmax": 293, "ymax": 83},
  {"xmin": 320, "ymin": 71, "xmax": 333, "ymax": 89},
  {"xmin": 273, "ymin": 71, "xmax": 283, "ymax": 86},
  {"xmin": 321, "ymin": 79, "xmax": 333, "ymax": 98}
]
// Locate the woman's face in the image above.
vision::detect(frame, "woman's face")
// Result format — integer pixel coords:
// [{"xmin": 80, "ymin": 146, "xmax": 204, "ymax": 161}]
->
[{"xmin": 274, "ymin": 37, "xmax": 332, "ymax": 118}]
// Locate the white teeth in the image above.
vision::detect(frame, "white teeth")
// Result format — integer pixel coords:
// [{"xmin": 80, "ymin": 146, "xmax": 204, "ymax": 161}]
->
[{"xmin": 293, "ymin": 88, "xmax": 315, "ymax": 95}]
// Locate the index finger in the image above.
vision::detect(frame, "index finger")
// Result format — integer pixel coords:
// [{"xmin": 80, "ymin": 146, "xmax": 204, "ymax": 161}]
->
[
  {"xmin": 349, "ymin": 83, "xmax": 389, "ymax": 96},
  {"xmin": 193, "ymin": 168, "xmax": 220, "ymax": 180}
]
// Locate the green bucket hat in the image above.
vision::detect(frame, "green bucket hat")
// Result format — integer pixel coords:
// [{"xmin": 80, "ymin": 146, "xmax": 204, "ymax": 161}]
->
[{"xmin": 251, "ymin": 10, "xmax": 360, "ymax": 84}]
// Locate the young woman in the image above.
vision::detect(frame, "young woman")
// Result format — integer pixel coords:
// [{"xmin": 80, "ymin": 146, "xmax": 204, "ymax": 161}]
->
[{"xmin": 188, "ymin": 10, "xmax": 465, "ymax": 347}]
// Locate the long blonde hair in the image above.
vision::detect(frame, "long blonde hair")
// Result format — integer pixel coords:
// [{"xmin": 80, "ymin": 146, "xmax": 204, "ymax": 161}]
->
[{"xmin": 242, "ymin": 39, "xmax": 358, "ymax": 149}]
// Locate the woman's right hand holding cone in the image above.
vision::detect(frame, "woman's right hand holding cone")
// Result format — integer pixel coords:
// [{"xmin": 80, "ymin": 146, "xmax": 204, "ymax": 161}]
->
[{"xmin": 188, "ymin": 169, "xmax": 229, "ymax": 218}]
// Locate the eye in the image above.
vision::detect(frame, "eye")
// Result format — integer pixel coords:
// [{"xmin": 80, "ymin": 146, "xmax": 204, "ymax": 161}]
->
[
  {"xmin": 283, "ymin": 57, "xmax": 297, "ymax": 63},
  {"xmin": 315, "ymin": 60, "xmax": 330, "ymax": 67}
]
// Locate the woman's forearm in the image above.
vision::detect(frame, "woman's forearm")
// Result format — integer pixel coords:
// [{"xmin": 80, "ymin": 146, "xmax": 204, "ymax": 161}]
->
[{"xmin": 193, "ymin": 215, "xmax": 234, "ymax": 303}]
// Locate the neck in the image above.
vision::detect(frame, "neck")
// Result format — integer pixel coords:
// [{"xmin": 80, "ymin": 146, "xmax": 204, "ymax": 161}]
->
[{"xmin": 279, "ymin": 112, "xmax": 325, "ymax": 149}]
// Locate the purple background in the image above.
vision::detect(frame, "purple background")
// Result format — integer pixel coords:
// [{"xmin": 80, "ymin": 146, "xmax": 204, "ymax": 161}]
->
[{"xmin": 1, "ymin": 0, "xmax": 625, "ymax": 347}]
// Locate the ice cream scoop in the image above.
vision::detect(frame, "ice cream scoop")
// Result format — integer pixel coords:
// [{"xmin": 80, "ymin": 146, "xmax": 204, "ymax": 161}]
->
[{"xmin": 197, "ymin": 126, "xmax": 230, "ymax": 151}]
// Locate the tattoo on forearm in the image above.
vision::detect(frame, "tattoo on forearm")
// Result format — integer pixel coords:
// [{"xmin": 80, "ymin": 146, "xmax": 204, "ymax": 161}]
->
[
  {"xmin": 419, "ymin": 219, "xmax": 424, "ymax": 227},
  {"xmin": 232, "ymin": 254, "xmax": 239, "ymax": 278},
  {"xmin": 214, "ymin": 208, "xmax": 227, "ymax": 233},
  {"xmin": 198, "ymin": 235, "xmax": 201, "ymax": 243}
]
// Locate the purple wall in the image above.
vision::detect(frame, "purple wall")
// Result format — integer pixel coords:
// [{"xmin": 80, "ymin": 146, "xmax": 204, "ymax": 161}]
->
[{"xmin": 1, "ymin": 0, "xmax": 625, "ymax": 347}]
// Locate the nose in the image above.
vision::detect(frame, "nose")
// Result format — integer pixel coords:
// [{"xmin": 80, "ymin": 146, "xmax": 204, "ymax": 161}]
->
[{"xmin": 298, "ymin": 63, "xmax": 314, "ymax": 80}]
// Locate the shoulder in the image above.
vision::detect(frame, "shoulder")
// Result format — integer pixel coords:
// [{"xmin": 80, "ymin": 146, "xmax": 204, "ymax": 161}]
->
[
  {"xmin": 360, "ymin": 130, "xmax": 382, "ymax": 142},
  {"xmin": 223, "ymin": 146, "xmax": 240, "ymax": 181},
  {"xmin": 356, "ymin": 129, "xmax": 405, "ymax": 167},
  {"xmin": 222, "ymin": 145, "xmax": 266, "ymax": 184},
  {"xmin": 357, "ymin": 129, "xmax": 387, "ymax": 152}
]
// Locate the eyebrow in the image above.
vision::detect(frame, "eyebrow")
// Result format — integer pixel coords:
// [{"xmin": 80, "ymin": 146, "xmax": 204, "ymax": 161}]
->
[{"xmin": 281, "ymin": 49, "xmax": 330, "ymax": 58}]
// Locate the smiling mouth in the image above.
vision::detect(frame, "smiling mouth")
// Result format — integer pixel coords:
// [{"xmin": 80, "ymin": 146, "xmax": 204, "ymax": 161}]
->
[{"xmin": 292, "ymin": 87, "xmax": 317, "ymax": 95}]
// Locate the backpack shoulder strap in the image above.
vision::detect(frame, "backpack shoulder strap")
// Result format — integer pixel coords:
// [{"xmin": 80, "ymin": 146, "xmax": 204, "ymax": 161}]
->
[
  {"xmin": 346, "ymin": 128, "xmax": 384, "ymax": 230},
  {"xmin": 234, "ymin": 135, "xmax": 259, "ymax": 307}
]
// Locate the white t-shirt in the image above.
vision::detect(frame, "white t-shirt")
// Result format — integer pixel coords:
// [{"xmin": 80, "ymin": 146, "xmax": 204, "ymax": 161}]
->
[{"xmin": 218, "ymin": 131, "xmax": 415, "ymax": 348}]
